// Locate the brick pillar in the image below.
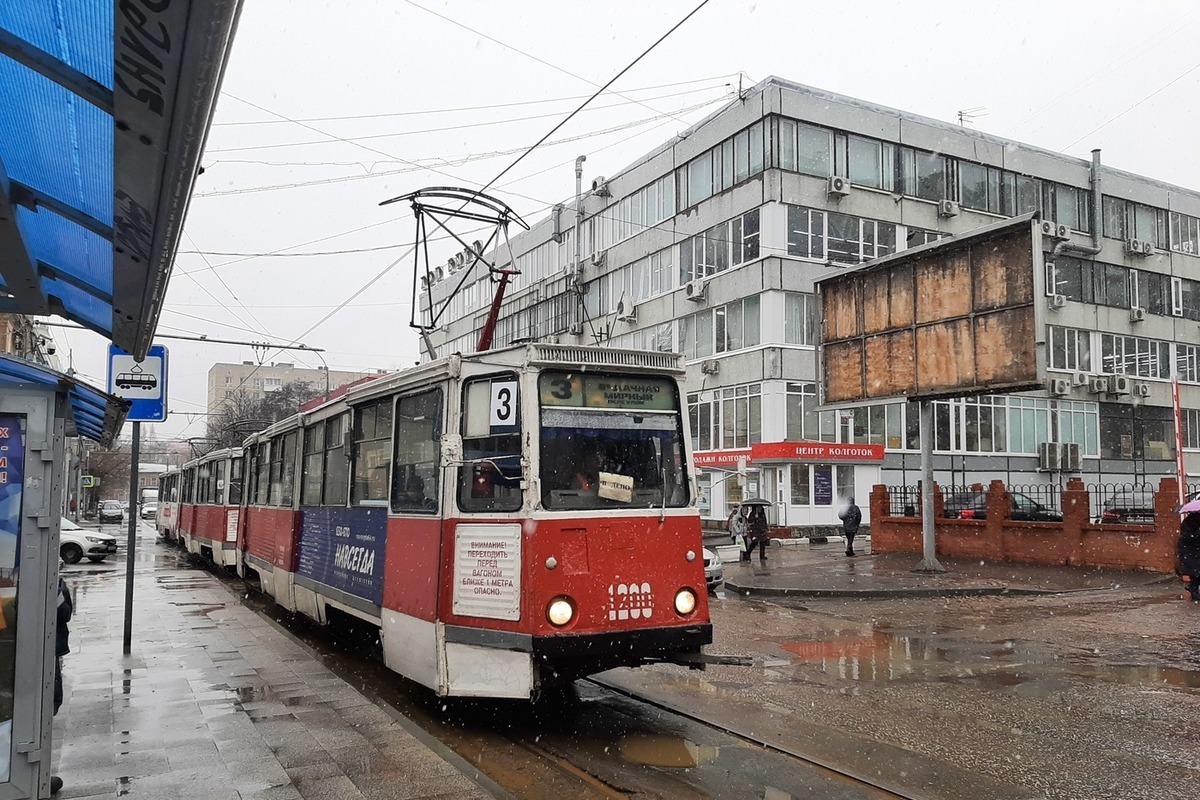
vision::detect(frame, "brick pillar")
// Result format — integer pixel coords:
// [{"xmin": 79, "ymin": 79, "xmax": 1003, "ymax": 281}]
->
[
  {"xmin": 932, "ymin": 482, "xmax": 944, "ymax": 519},
  {"xmin": 1153, "ymin": 477, "xmax": 1180, "ymax": 573},
  {"xmin": 1061, "ymin": 477, "xmax": 1088, "ymax": 565},
  {"xmin": 986, "ymin": 480, "xmax": 1010, "ymax": 559},
  {"xmin": 870, "ymin": 484, "xmax": 889, "ymax": 520}
]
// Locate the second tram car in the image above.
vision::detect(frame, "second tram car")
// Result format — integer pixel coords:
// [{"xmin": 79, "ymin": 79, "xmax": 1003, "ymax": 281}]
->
[
  {"xmin": 156, "ymin": 468, "xmax": 181, "ymax": 542},
  {"xmin": 177, "ymin": 448, "xmax": 244, "ymax": 567},
  {"xmin": 171, "ymin": 344, "xmax": 712, "ymax": 699}
]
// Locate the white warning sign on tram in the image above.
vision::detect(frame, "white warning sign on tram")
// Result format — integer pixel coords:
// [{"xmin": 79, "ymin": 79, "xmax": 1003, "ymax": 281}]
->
[{"xmin": 453, "ymin": 524, "xmax": 521, "ymax": 621}]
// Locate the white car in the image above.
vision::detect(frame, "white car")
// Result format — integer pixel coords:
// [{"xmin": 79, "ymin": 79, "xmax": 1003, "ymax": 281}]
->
[
  {"xmin": 59, "ymin": 517, "xmax": 118, "ymax": 564},
  {"xmin": 703, "ymin": 547, "xmax": 724, "ymax": 593}
]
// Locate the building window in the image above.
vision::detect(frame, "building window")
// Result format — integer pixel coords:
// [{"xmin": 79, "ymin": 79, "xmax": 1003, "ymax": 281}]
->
[
  {"xmin": 1099, "ymin": 334, "xmax": 1171, "ymax": 379},
  {"xmin": 1184, "ymin": 408, "xmax": 1200, "ymax": 449},
  {"xmin": 679, "ymin": 209, "xmax": 760, "ymax": 283},
  {"xmin": 1054, "ymin": 400, "xmax": 1099, "ymax": 456},
  {"xmin": 786, "ymin": 206, "xmax": 825, "ymax": 260},
  {"xmin": 841, "ymin": 134, "xmax": 892, "ymax": 191},
  {"xmin": 1007, "ymin": 397, "xmax": 1051, "ymax": 455},
  {"xmin": 775, "ymin": 118, "xmax": 833, "ymax": 177},
  {"xmin": 895, "ymin": 147, "xmax": 946, "ymax": 201},
  {"xmin": 1047, "ymin": 326, "xmax": 1092, "ymax": 372},
  {"xmin": 1169, "ymin": 210, "xmax": 1200, "ymax": 256},
  {"xmin": 679, "ymin": 297, "xmax": 760, "ymax": 359},
  {"xmin": 784, "ymin": 293, "xmax": 817, "ymax": 345},
  {"xmin": 1042, "ymin": 181, "xmax": 1090, "ymax": 233},
  {"xmin": 785, "ymin": 382, "xmax": 820, "ymax": 441},
  {"xmin": 689, "ymin": 383, "xmax": 761, "ymax": 451},
  {"xmin": 677, "ymin": 121, "xmax": 766, "ymax": 209}
]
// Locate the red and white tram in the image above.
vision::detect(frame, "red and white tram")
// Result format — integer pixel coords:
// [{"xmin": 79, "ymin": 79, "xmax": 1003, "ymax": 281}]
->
[
  {"xmin": 177, "ymin": 448, "xmax": 244, "ymax": 568},
  {"xmin": 156, "ymin": 467, "xmax": 182, "ymax": 543},
  {"xmin": 234, "ymin": 343, "xmax": 711, "ymax": 699}
]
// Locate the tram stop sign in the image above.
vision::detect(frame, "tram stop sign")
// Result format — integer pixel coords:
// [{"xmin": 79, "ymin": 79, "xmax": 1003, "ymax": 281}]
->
[{"xmin": 107, "ymin": 344, "xmax": 169, "ymax": 422}]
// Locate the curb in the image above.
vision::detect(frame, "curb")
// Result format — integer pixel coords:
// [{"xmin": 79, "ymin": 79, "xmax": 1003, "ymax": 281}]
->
[{"xmin": 722, "ymin": 581, "xmax": 1055, "ymax": 598}]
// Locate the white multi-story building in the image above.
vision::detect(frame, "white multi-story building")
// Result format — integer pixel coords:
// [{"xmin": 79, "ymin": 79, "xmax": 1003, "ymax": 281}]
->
[
  {"xmin": 206, "ymin": 361, "xmax": 374, "ymax": 416},
  {"xmin": 424, "ymin": 77, "xmax": 1200, "ymax": 527}
]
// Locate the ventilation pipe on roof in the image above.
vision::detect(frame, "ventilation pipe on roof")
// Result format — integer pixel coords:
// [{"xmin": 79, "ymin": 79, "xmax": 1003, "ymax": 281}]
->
[
  {"xmin": 1052, "ymin": 149, "xmax": 1103, "ymax": 260},
  {"xmin": 572, "ymin": 155, "xmax": 587, "ymax": 331}
]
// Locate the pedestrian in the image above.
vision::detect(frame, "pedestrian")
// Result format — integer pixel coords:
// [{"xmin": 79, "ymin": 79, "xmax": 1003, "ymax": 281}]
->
[
  {"xmin": 727, "ymin": 504, "xmax": 744, "ymax": 546},
  {"xmin": 743, "ymin": 504, "xmax": 769, "ymax": 561},
  {"xmin": 839, "ymin": 497, "xmax": 862, "ymax": 557},
  {"xmin": 1178, "ymin": 511, "xmax": 1200, "ymax": 602},
  {"xmin": 51, "ymin": 573, "xmax": 72, "ymax": 794}
]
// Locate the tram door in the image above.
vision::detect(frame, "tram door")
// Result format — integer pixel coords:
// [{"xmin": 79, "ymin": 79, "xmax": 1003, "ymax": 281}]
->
[{"xmin": 0, "ymin": 388, "xmax": 65, "ymax": 800}]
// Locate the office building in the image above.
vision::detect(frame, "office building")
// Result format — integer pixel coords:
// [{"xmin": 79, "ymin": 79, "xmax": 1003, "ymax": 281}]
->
[{"xmin": 423, "ymin": 77, "xmax": 1200, "ymax": 527}]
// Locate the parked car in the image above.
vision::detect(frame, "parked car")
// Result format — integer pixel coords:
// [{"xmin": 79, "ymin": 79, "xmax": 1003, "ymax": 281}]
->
[
  {"xmin": 59, "ymin": 517, "xmax": 117, "ymax": 563},
  {"xmin": 98, "ymin": 500, "xmax": 124, "ymax": 523},
  {"xmin": 703, "ymin": 547, "xmax": 724, "ymax": 593},
  {"xmin": 943, "ymin": 490, "xmax": 1063, "ymax": 522},
  {"xmin": 139, "ymin": 501, "xmax": 158, "ymax": 520},
  {"xmin": 1097, "ymin": 490, "xmax": 1155, "ymax": 524}
]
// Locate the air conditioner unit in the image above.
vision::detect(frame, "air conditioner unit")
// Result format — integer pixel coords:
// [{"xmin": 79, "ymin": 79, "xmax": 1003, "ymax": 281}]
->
[
  {"xmin": 685, "ymin": 279, "xmax": 709, "ymax": 302},
  {"xmin": 590, "ymin": 251, "xmax": 606, "ymax": 268},
  {"xmin": 1087, "ymin": 375, "xmax": 1109, "ymax": 394},
  {"xmin": 1110, "ymin": 375, "xmax": 1131, "ymax": 395},
  {"xmin": 1071, "ymin": 371, "xmax": 1090, "ymax": 387},
  {"xmin": 568, "ymin": 323, "xmax": 583, "ymax": 336},
  {"xmin": 614, "ymin": 293, "xmax": 637, "ymax": 323},
  {"xmin": 1049, "ymin": 378, "xmax": 1071, "ymax": 396},
  {"xmin": 591, "ymin": 176, "xmax": 611, "ymax": 197},
  {"xmin": 1134, "ymin": 383, "xmax": 1152, "ymax": 398},
  {"xmin": 545, "ymin": 334, "xmax": 560, "ymax": 345},
  {"xmin": 1040, "ymin": 219, "xmax": 1067, "ymax": 239},
  {"xmin": 1060, "ymin": 442, "xmax": 1082, "ymax": 472},
  {"xmin": 1047, "ymin": 294, "xmax": 1067, "ymax": 311},
  {"xmin": 1129, "ymin": 306, "xmax": 1146, "ymax": 322},
  {"xmin": 937, "ymin": 200, "xmax": 960, "ymax": 218},
  {"xmin": 700, "ymin": 359, "xmax": 720, "ymax": 375},
  {"xmin": 1124, "ymin": 239, "xmax": 1148, "ymax": 256},
  {"xmin": 827, "ymin": 175, "xmax": 850, "ymax": 197},
  {"xmin": 1140, "ymin": 240, "xmax": 1155, "ymax": 256},
  {"xmin": 1037, "ymin": 442, "xmax": 1061, "ymax": 472}
]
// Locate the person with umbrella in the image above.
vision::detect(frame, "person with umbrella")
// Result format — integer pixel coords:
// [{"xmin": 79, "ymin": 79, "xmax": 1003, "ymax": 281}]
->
[
  {"xmin": 1177, "ymin": 497, "xmax": 1200, "ymax": 602},
  {"xmin": 741, "ymin": 498, "xmax": 770, "ymax": 561}
]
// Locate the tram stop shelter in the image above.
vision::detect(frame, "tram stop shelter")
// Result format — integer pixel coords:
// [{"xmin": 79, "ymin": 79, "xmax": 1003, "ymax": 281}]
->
[{"xmin": 0, "ymin": 3, "xmax": 241, "ymax": 797}]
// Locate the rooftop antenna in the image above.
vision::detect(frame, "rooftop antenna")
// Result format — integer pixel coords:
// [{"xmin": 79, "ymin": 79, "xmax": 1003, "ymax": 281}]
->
[{"xmin": 957, "ymin": 106, "xmax": 988, "ymax": 127}]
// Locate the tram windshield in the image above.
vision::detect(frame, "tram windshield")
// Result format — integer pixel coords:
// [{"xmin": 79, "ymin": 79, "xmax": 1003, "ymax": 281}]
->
[{"xmin": 538, "ymin": 371, "xmax": 688, "ymax": 510}]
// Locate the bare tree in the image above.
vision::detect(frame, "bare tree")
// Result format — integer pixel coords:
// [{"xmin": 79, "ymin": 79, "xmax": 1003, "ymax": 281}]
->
[{"xmin": 207, "ymin": 381, "xmax": 323, "ymax": 449}]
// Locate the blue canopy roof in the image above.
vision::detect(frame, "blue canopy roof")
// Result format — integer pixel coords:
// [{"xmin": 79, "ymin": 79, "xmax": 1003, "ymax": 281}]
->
[
  {"xmin": 0, "ymin": 1, "xmax": 241, "ymax": 360},
  {"xmin": 0, "ymin": 353, "xmax": 127, "ymax": 445},
  {"xmin": 0, "ymin": 1, "xmax": 241, "ymax": 440}
]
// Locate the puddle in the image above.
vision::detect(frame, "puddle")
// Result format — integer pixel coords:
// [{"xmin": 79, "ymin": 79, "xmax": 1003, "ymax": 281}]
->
[
  {"xmin": 771, "ymin": 626, "xmax": 1199, "ymax": 692},
  {"xmin": 617, "ymin": 734, "xmax": 717, "ymax": 767}
]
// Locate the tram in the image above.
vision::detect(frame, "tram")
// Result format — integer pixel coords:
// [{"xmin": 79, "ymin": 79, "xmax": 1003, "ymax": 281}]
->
[
  {"xmin": 156, "ymin": 467, "xmax": 182, "ymax": 542},
  {"xmin": 177, "ymin": 447, "xmax": 244, "ymax": 567},
  {"xmin": 231, "ymin": 343, "xmax": 711, "ymax": 698}
]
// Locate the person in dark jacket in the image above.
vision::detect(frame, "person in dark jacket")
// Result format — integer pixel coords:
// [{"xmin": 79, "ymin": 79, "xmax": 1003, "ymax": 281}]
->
[
  {"xmin": 743, "ymin": 505, "xmax": 769, "ymax": 561},
  {"xmin": 51, "ymin": 575, "xmax": 72, "ymax": 794},
  {"xmin": 1179, "ymin": 512, "xmax": 1200, "ymax": 602},
  {"xmin": 839, "ymin": 498, "xmax": 862, "ymax": 557}
]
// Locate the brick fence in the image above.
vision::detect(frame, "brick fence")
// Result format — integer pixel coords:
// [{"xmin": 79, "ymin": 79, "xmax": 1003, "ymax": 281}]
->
[{"xmin": 869, "ymin": 477, "xmax": 1181, "ymax": 573}]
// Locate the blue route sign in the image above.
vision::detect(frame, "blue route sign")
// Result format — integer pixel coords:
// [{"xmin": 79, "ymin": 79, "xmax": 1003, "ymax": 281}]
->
[{"xmin": 107, "ymin": 344, "xmax": 169, "ymax": 422}]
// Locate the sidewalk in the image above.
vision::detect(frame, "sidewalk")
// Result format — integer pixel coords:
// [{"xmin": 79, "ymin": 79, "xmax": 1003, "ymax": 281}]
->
[
  {"xmin": 51, "ymin": 530, "xmax": 492, "ymax": 800},
  {"xmin": 710, "ymin": 535, "xmax": 1173, "ymax": 598}
]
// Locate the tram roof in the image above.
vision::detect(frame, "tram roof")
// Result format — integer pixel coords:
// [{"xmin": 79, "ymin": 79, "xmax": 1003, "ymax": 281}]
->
[
  {"xmin": 0, "ymin": 2, "xmax": 241, "ymax": 359},
  {"xmin": 0, "ymin": 352, "xmax": 126, "ymax": 445}
]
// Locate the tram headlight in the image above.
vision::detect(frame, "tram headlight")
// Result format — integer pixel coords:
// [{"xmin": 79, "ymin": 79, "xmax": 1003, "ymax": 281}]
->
[
  {"xmin": 674, "ymin": 588, "xmax": 697, "ymax": 616},
  {"xmin": 547, "ymin": 596, "xmax": 575, "ymax": 627}
]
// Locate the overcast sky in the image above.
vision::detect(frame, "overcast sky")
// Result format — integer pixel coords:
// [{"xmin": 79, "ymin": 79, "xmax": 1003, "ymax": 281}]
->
[{"xmin": 52, "ymin": 0, "xmax": 1200, "ymax": 444}]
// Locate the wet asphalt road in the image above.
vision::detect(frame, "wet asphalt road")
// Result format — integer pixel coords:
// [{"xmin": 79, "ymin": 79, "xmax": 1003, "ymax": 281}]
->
[{"xmin": 64, "ymin": 522, "xmax": 1200, "ymax": 799}]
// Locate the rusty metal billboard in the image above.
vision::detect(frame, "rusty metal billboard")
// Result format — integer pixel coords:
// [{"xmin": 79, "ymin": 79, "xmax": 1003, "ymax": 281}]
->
[{"xmin": 818, "ymin": 214, "xmax": 1046, "ymax": 405}]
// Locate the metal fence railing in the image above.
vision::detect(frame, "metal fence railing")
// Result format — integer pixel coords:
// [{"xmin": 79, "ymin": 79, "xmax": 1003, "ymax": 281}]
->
[
  {"xmin": 1086, "ymin": 482, "xmax": 1156, "ymax": 524},
  {"xmin": 884, "ymin": 485, "xmax": 921, "ymax": 516},
  {"xmin": 880, "ymin": 481, "xmax": 1169, "ymax": 524},
  {"xmin": 1006, "ymin": 483, "xmax": 1064, "ymax": 513}
]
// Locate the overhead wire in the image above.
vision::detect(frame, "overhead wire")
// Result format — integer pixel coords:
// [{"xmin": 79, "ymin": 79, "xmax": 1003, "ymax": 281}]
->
[{"xmin": 209, "ymin": 74, "xmax": 737, "ymax": 127}]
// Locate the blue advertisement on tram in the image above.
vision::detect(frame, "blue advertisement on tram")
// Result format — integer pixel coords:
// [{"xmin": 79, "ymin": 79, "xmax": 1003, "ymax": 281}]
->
[{"xmin": 296, "ymin": 507, "xmax": 387, "ymax": 606}]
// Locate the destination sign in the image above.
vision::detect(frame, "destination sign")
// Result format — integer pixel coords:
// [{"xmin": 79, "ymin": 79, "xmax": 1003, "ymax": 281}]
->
[{"xmin": 539, "ymin": 372, "xmax": 675, "ymax": 411}]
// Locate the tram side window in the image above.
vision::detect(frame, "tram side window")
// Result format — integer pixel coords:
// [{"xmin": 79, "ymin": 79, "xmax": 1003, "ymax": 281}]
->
[
  {"xmin": 215, "ymin": 459, "xmax": 228, "ymax": 504},
  {"xmin": 229, "ymin": 457, "xmax": 244, "ymax": 505},
  {"xmin": 353, "ymin": 399, "xmax": 394, "ymax": 504},
  {"xmin": 182, "ymin": 469, "xmax": 194, "ymax": 503},
  {"xmin": 301, "ymin": 424, "xmax": 324, "ymax": 505},
  {"xmin": 457, "ymin": 376, "xmax": 522, "ymax": 513},
  {"xmin": 197, "ymin": 465, "xmax": 212, "ymax": 505},
  {"xmin": 269, "ymin": 432, "xmax": 298, "ymax": 507},
  {"xmin": 391, "ymin": 388, "xmax": 443, "ymax": 514},
  {"xmin": 253, "ymin": 443, "xmax": 270, "ymax": 505},
  {"xmin": 323, "ymin": 415, "xmax": 349, "ymax": 505}
]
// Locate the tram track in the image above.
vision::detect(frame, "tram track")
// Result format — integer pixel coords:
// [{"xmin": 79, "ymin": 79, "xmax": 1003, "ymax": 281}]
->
[{"xmin": 181, "ymin": 546, "xmax": 913, "ymax": 799}]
